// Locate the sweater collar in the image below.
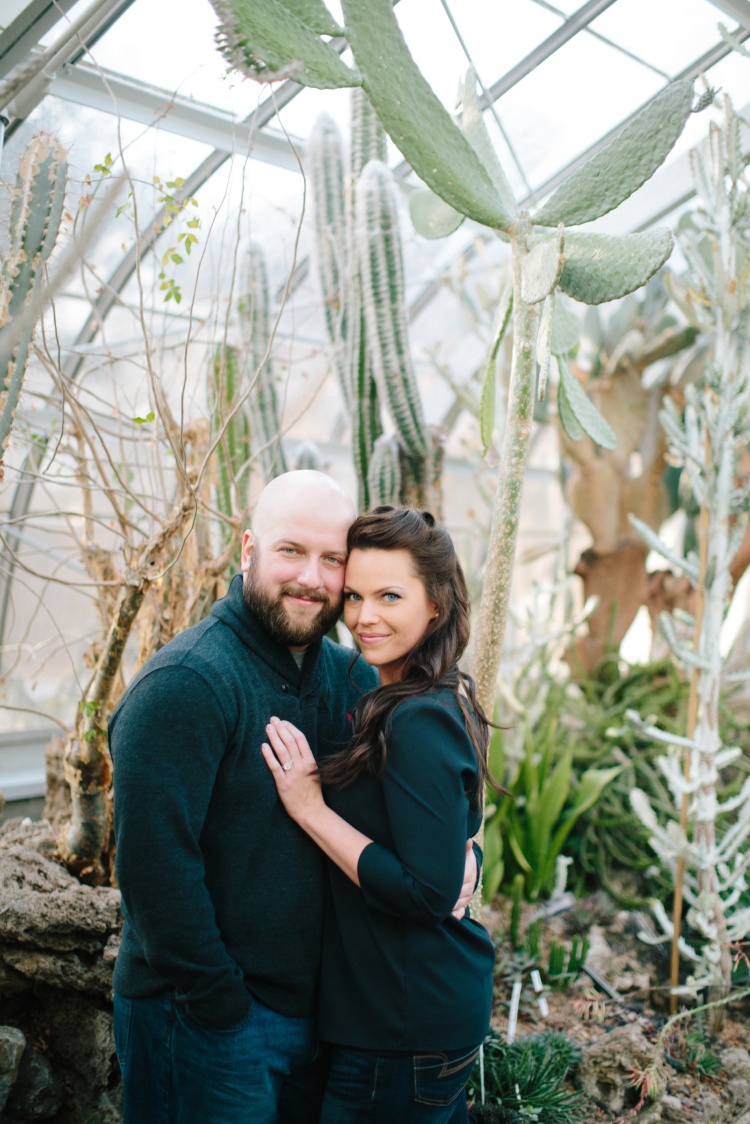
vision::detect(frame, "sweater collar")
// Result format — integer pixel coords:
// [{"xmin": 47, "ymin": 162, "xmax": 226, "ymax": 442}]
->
[{"xmin": 211, "ymin": 573, "xmax": 324, "ymax": 691}]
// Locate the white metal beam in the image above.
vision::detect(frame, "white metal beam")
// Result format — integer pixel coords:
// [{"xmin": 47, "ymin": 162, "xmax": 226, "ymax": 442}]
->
[
  {"xmin": 49, "ymin": 63, "xmax": 304, "ymax": 171},
  {"xmin": 706, "ymin": 0, "xmax": 750, "ymax": 33}
]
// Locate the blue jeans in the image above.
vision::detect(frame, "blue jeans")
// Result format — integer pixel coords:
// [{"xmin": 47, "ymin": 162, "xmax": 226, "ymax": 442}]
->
[
  {"xmin": 319, "ymin": 1044, "xmax": 479, "ymax": 1123},
  {"xmin": 114, "ymin": 992, "xmax": 326, "ymax": 1124}
]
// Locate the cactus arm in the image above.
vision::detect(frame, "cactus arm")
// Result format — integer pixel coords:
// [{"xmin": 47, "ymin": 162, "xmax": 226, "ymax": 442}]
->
[
  {"xmin": 558, "ymin": 229, "xmax": 674, "ymax": 305},
  {"xmin": 368, "ymin": 434, "xmax": 402, "ymax": 506},
  {"xmin": 460, "ymin": 68, "xmax": 517, "ymax": 221},
  {"xmin": 212, "ymin": 0, "xmax": 360, "ymax": 88},
  {"xmin": 277, "ymin": 0, "xmax": 342, "ymax": 35},
  {"xmin": 470, "ymin": 218, "xmax": 540, "ymax": 714},
  {"xmin": 240, "ymin": 248, "xmax": 288, "ymax": 479},
  {"xmin": 0, "ymin": 134, "xmax": 67, "ymax": 476},
  {"xmin": 409, "ymin": 189, "xmax": 465, "ymax": 240},
  {"xmin": 520, "ymin": 227, "xmax": 565, "ymax": 304},
  {"xmin": 349, "ymin": 279, "xmax": 383, "ymax": 511},
  {"xmin": 340, "ymin": 0, "xmax": 512, "ymax": 230},
  {"xmin": 351, "ymin": 87, "xmax": 387, "ymax": 178},
  {"xmin": 308, "ymin": 114, "xmax": 352, "ymax": 412},
  {"xmin": 209, "ymin": 346, "xmax": 250, "ymax": 545},
  {"xmin": 534, "ymin": 80, "xmax": 695, "ymax": 227},
  {"xmin": 356, "ymin": 160, "xmax": 429, "ymax": 459}
]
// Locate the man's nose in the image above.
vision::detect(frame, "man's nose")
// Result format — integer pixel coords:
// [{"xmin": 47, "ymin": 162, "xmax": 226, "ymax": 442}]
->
[{"xmin": 296, "ymin": 556, "xmax": 323, "ymax": 588}]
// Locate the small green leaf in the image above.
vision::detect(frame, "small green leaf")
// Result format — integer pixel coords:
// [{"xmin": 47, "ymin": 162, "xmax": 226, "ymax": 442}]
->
[
  {"xmin": 521, "ymin": 227, "xmax": 565, "ymax": 304},
  {"xmin": 409, "ymin": 189, "xmax": 465, "ymax": 239},
  {"xmin": 558, "ymin": 357, "xmax": 616, "ymax": 449},
  {"xmin": 170, "ymin": 252, "xmax": 184, "ymax": 264},
  {"xmin": 534, "ymin": 79, "xmax": 694, "ymax": 227},
  {"xmin": 557, "ymin": 377, "xmax": 585, "ymax": 443},
  {"xmin": 558, "ymin": 229, "xmax": 674, "ymax": 305},
  {"xmin": 133, "ymin": 411, "xmax": 155, "ymax": 424},
  {"xmin": 341, "ymin": 0, "xmax": 511, "ymax": 229}
]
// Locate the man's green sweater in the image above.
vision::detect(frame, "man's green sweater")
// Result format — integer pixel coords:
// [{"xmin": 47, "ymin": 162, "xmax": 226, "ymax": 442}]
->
[{"xmin": 109, "ymin": 574, "xmax": 375, "ymax": 1029}]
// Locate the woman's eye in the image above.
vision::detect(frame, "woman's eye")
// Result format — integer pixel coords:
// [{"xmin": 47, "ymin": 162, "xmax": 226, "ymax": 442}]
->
[
  {"xmin": 344, "ymin": 592, "xmax": 361, "ymax": 602},
  {"xmin": 383, "ymin": 592, "xmax": 400, "ymax": 603}
]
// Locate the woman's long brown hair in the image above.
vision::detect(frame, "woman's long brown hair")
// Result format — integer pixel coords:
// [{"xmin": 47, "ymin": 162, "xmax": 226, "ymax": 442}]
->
[{"xmin": 319, "ymin": 506, "xmax": 489, "ymax": 802}]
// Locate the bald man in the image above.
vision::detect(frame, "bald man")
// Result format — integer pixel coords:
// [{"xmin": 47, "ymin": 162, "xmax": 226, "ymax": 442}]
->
[{"xmin": 110, "ymin": 472, "xmax": 378, "ymax": 1124}]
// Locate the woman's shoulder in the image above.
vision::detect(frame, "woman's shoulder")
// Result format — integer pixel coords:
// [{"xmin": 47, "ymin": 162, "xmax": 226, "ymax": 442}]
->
[{"xmin": 390, "ymin": 685, "xmax": 467, "ymax": 733}]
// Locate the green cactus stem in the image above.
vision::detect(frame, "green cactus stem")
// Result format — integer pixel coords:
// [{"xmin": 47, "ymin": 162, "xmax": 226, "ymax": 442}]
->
[
  {"xmin": 368, "ymin": 434, "xmax": 402, "ymax": 506},
  {"xmin": 208, "ymin": 345, "xmax": 251, "ymax": 544},
  {"xmin": 355, "ymin": 160, "xmax": 429, "ymax": 460},
  {"xmin": 238, "ymin": 246, "xmax": 288, "ymax": 480},
  {"xmin": 0, "ymin": 133, "xmax": 67, "ymax": 480}
]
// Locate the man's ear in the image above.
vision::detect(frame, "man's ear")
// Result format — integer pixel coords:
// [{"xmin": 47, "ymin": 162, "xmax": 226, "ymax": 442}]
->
[{"xmin": 240, "ymin": 530, "xmax": 254, "ymax": 573}]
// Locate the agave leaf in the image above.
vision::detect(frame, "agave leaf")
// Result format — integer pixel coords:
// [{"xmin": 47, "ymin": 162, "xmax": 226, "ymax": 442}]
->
[
  {"xmin": 460, "ymin": 68, "xmax": 517, "ymax": 221},
  {"xmin": 479, "ymin": 276, "xmax": 513, "ymax": 453},
  {"xmin": 536, "ymin": 293, "xmax": 554, "ymax": 401},
  {"xmin": 213, "ymin": 0, "xmax": 359, "ymax": 88},
  {"xmin": 550, "ymin": 293, "xmax": 580, "ymax": 356},
  {"xmin": 521, "ymin": 227, "xmax": 565, "ymax": 304},
  {"xmin": 409, "ymin": 189, "xmax": 465, "ymax": 239},
  {"xmin": 482, "ymin": 815, "xmax": 504, "ymax": 902},
  {"xmin": 558, "ymin": 357, "xmax": 616, "ymax": 450},
  {"xmin": 341, "ymin": 0, "xmax": 512, "ymax": 230},
  {"xmin": 534, "ymin": 79, "xmax": 694, "ymax": 227},
  {"xmin": 558, "ymin": 229, "xmax": 674, "ymax": 306}
]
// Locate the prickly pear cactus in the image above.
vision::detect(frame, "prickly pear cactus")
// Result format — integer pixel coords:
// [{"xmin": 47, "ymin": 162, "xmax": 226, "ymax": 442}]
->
[{"xmin": 0, "ymin": 133, "xmax": 67, "ymax": 479}]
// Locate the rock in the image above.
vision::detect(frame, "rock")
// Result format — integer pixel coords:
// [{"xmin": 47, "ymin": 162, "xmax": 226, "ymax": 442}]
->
[
  {"xmin": 46, "ymin": 994, "xmax": 117, "ymax": 1089},
  {"xmin": 6, "ymin": 1044, "xmax": 63, "ymax": 1119},
  {"xmin": 577, "ymin": 1023, "xmax": 657, "ymax": 1116},
  {"xmin": 659, "ymin": 1094, "xmax": 684, "ymax": 1123},
  {"xmin": 723, "ymin": 1047, "xmax": 750, "ymax": 1082},
  {"xmin": 700, "ymin": 1091, "xmax": 723, "ymax": 1123},
  {"xmin": 614, "ymin": 971, "xmax": 651, "ymax": 994},
  {"xmin": 0, "ymin": 944, "xmax": 115, "ymax": 995},
  {"xmin": 728, "ymin": 1078, "xmax": 750, "ymax": 1113},
  {"xmin": 0, "ymin": 1025, "xmax": 26, "ymax": 1112},
  {"xmin": 583, "ymin": 924, "xmax": 613, "ymax": 975}
]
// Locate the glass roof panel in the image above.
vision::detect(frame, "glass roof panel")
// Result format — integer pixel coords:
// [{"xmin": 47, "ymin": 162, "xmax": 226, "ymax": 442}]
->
[
  {"xmin": 495, "ymin": 28, "xmax": 664, "ymax": 194},
  {"xmin": 441, "ymin": 0, "xmax": 563, "ymax": 91},
  {"xmin": 589, "ymin": 0, "xmax": 727, "ymax": 77},
  {"xmin": 37, "ymin": 0, "xmax": 94, "ymax": 46}
]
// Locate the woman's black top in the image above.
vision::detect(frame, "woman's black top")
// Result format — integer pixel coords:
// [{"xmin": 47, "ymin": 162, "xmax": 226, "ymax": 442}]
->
[{"xmin": 319, "ymin": 686, "xmax": 495, "ymax": 1051}]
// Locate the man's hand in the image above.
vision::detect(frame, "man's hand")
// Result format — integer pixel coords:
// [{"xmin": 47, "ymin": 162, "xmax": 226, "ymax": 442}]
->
[{"xmin": 451, "ymin": 839, "xmax": 477, "ymax": 920}]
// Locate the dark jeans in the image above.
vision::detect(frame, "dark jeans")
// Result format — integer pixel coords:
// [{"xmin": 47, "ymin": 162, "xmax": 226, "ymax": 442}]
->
[
  {"xmin": 114, "ymin": 991, "xmax": 326, "ymax": 1124},
  {"xmin": 319, "ymin": 1043, "xmax": 479, "ymax": 1123}
]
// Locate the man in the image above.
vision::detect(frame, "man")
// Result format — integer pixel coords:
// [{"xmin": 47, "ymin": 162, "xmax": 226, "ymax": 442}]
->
[{"xmin": 110, "ymin": 471, "xmax": 477, "ymax": 1124}]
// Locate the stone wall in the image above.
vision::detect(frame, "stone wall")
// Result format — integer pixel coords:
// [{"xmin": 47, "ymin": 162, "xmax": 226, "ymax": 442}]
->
[{"xmin": 0, "ymin": 817, "xmax": 122, "ymax": 1122}]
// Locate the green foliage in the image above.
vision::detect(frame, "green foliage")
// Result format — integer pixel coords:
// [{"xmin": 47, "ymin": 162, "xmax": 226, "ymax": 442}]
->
[
  {"xmin": 0, "ymin": 133, "xmax": 67, "ymax": 475},
  {"xmin": 558, "ymin": 229, "xmax": 674, "ymax": 305},
  {"xmin": 467, "ymin": 1032, "xmax": 583, "ymax": 1123},
  {"xmin": 546, "ymin": 936, "xmax": 589, "ymax": 990},
  {"xmin": 556, "ymin": 357, "xmax": 616, "ymax": 450}
]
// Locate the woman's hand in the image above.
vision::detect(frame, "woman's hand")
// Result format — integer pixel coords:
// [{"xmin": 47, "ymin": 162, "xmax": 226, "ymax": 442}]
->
[{"xmin": 262, "ymin": 717, "xmax": 326, "ymax": 827}]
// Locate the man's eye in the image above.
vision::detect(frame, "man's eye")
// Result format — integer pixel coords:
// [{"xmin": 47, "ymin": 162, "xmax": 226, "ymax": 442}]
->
[
  {"xmin": 282, "ymin": 547, "xmax": 298, "ymax": 555},
  {"xmin": 325, "ymin": 556, "xmax": 344, "ymax": 566}
]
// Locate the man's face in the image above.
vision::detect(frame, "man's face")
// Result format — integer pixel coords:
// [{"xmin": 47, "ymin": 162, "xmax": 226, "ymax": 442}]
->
[{"xmin": 241, "ymin": 506, "xmax": 349, "ymax": 648}]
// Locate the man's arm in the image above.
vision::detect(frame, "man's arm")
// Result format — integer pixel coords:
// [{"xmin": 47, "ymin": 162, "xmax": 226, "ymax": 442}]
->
[{"xmin": 111, "ymin": 666, "xmax": 251, "ymax": 1029}]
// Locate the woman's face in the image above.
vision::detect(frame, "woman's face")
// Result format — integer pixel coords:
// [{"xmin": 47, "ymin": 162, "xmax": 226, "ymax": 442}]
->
[{"xmin": 343, "ymin": 548, "xmax": 437, "ymax": 685}]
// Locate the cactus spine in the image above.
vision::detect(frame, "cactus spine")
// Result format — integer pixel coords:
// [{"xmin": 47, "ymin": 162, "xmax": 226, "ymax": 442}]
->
[{"xmin": 0, "ymin": 133, "xmax": 67, "ymax": 479}]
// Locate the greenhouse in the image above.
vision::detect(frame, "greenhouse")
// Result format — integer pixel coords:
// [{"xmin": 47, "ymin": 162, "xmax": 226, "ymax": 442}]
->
[{"xmin": 1, "ymin": 0, "xmax": 750, "ymax": 1119}]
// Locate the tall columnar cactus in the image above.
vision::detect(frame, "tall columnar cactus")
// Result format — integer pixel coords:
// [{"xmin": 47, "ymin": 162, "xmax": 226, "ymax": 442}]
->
[
  {"xmin": 213, "ymin": 0, "xmax": 697, "ymax": 713},
  {"xmin": 368, "ymin": 434, "xmax": 402, "ymax": 507},
  {"xmin": 628, "ymin": 97, "xmax": 750, "ymax": 1021},
  {"xmin": 238, "ymin": 245, "xmax": 288, "ymax": 480},
  {"xmin": 0, "ymin": 133, "xmax": 67, "ymax": 480},
  {"xmin": 208, "ymin": 345, "xmax": 251, "ymax": 544}
]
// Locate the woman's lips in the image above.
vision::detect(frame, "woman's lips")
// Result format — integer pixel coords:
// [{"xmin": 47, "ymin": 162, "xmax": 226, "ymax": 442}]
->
[{"xmin": 357, "ymin": 633, "xmax": 389, "ymax": 643}]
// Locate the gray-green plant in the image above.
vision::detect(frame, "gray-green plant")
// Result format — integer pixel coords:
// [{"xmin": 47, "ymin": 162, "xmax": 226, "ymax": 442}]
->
[
  {"xmin": 211, "ymin": 0, "xmax": 697, "ymax": 716},
  {"xmin": 208, "ymin": 345, "xmax": 251, "ymax": 550},
  {"xmin": 0, "ymin": 133, "xmax": 67, "ymax": 480},
  {"xmin": 307, "ymin": 92, "xmax": 435, "ymax": 511},
  {"xmin": 628, "ymin": 95, "xmax": 750, "ymax": 1017},
  {"xmin": 467, "ymin": 1031, "xmax": 583, "ymax": 1123}
]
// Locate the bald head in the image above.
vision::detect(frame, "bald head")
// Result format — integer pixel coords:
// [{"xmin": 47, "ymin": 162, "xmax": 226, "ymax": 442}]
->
[
  {"xmin": 240, "ymin": 472, "xmax": 356, "ymax": 648},
  {"xmin": 251, "ymin": 470, "xmax": 355, "ymax": 543}
]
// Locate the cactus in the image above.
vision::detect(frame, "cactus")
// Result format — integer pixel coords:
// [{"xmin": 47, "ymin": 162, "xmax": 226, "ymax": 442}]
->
[
  {"xmin": 0, "ymin": 133, "xmax": 67, "ymax": 480},
  {"xmin": 367, "ymin": 434, "xmax": 401, "ymax": 506},
  {"xmin": 208, "ymin": 345, "xmax": 251, "ymax": 545},
  {"xmin": 238, "ymin": 245, "xmax": 288, "ymax": 480},
  {"xmin": 216, "ymin": 1, "xmax": 693, "ymax": 700}
]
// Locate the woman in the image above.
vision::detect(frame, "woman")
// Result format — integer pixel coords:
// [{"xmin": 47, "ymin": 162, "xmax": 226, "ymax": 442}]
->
[{"xmin": 262, "ymin": 506, "xmax": 494, "ymax": 1123}]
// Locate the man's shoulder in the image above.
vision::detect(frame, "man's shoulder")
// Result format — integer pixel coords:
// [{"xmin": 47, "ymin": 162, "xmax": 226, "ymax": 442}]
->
[{"xmin": 319, "ymin": 637, "xmax": 377, "ymax": 690}]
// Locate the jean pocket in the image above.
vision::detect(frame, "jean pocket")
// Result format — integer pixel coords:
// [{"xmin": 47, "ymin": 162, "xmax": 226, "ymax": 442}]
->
[
  {"xmin": 413, "ymin": 1045, "xmax": 480, "ymax": 1107},
  {"xmin": 178, "ymin": 999, "xmax": 256, "ymax": 1036},
  {"xmin": 113, "ymin": 994, "xmax": 132, "ymax": 1069}
]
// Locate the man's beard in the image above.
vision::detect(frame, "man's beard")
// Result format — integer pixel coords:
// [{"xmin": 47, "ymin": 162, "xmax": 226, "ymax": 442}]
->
[{"xmin": 242, "ymin": 554, "xmax": 343, "ymax": 647}]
